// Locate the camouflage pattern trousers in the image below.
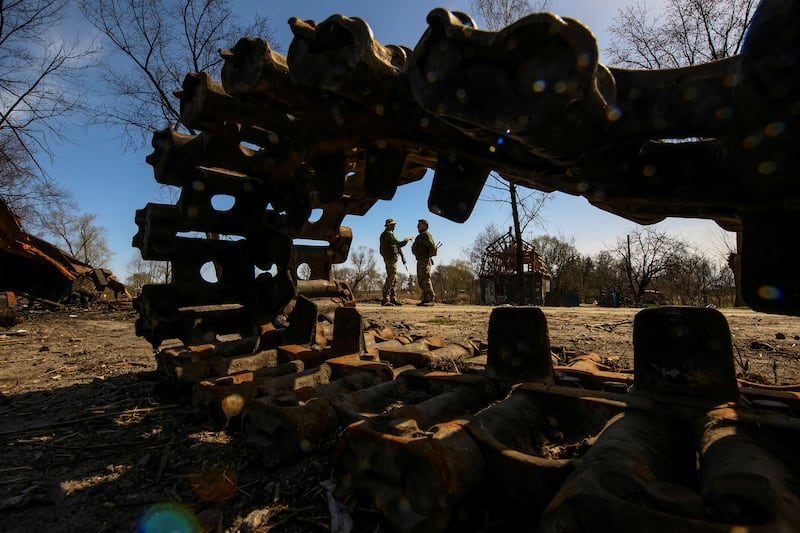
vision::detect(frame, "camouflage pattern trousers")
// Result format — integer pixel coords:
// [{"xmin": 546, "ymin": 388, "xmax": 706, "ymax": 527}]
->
[
  {"xmin": 416, "ymin": 259, "xmax": 435, "ymax": 302},
  {"xmin": 382, "ymin": 259, "xmax": 398, "ymax": 301}
]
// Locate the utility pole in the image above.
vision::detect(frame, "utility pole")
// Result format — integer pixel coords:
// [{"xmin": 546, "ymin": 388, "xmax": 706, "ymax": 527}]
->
[{"xmin": 511, "ymin": 183, "xmax": 526, "ymax": 304}]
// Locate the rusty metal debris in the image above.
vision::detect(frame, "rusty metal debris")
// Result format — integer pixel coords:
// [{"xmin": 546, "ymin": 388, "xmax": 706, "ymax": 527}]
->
[
  {"xmin": 0, "ymin": 291, "xmax": 19, "ymax": 328},
  {"xmin": 132, "ymin": 0, "xmax": 800, "ymax": 530},
  {"xmin": 149, "ymin": 304, "xmax": 800, "ymax": 531},
  {"xmin": 0, "ymin": 198, "xmax": 128, "ymax": 323}
]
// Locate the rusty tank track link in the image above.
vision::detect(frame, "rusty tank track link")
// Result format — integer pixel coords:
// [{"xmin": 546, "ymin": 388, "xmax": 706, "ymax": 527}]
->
[
  {"xmin": 334, "ymin": 306, "xmax": 800, "ymax": 531},
  {"xmin": 138, "ymin": 1, "xmax": 800, "ymax": 348},
  {"xmin": 151, "ymin": 305, "xmax": 800, "ymax": 531}
]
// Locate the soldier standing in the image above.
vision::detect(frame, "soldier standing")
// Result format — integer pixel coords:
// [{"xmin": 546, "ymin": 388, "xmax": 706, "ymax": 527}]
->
[
  {"xmin": 379, "ymin": 218, "xmax": 411, "ymax": 306},
  {"xmin": 411, "ymin": 218, "xmax": 437, "ymax": 306}
]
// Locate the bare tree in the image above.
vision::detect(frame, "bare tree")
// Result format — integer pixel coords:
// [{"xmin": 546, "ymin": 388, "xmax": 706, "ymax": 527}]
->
[
  {"xmin": 606, "ymin": 0, "xmax": 757, "ymax": 69},
  {"xmin": 584, "ymin": 250, "xmax": 628, "ymax": 303},
  {"xmin": 80, "ymin": 0, "xmax": 275, "ymax": 143},
  {"xmin": 531, "ymin": 234, "xmax": 580, "ymax": 291},
  {"xmin": 336, "ymin": 246, "xmax": 379, "ymax": 297},
  {"xmin": 38, "ymin": 210, "xmax": 114, "ymax": 267},
  {"xmin": 592, "ymin": 251, "xmax": 624, "ymax": 288},
  {"xmin": 124, "ymin": 271, "xmax": 151, "ymax": 297},
  {"xmin": 709, "ymin": 261, "xmax": 736, "ymax": 308},
  {"xmin": 471, "ymin": 0, "xmax": 552, "ymax": 29},
  {"xmin": 432, "ymin": 260, "xmax": 477, "ymax": 303},
  {"xmin": 606, "ymin": 0, "xmax": 755, "ymax": 306},
  {"xmin": 464, "ymin": 222, "xmax": 503, "ymax": 277},
  {"xmin": 611, "ymin": 227, "xmax": 687, "ymax": 304},
  {"xmin": 710, "ymin": 227, "xmax": 744, "ymax": 307},
  {"xmin": 667, "ymin": 250, "xmax": 717, "ymax": 306},
  {"xmin": 125, "ymin": 251, "xmax": 171, "ymax": 288},
  {"xmin": 470, "ymin": 0, "xmax": 553, "ymax": 303},
  {"xmin": 0, "ymin": 0, "xmax": 97, "ymax": 226}
]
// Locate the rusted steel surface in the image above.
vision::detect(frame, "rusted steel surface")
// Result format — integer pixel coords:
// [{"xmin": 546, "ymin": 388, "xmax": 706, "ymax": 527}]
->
[
  {"xmin": 191, "ymin": 361, "xmax": 306, "ymax": 429},
  {"xmin": 0, "ymin": 291, "xmax": 19, "ymax": 327},
  {"xmin": 147, "ymin": 304, "xmax": 800, "ymax": 530},
  {"xmin": 0, "ymin": 197, "xmax": 128, "ymax": 307},
  {"xmin": 133, "ymin": 0, "xmax": 800, "ymax": 530}
]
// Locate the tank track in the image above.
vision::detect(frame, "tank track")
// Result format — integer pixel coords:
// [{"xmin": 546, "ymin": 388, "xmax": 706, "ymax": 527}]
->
[{"xmin": 132, "ymin": 1, "xmax": 800, "ymax": 530}]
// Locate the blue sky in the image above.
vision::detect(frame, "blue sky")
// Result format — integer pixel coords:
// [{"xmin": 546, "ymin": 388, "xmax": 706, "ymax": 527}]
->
[{"xmin": 46, "ymin": 0, "xmax": 734, "ymax": 279}]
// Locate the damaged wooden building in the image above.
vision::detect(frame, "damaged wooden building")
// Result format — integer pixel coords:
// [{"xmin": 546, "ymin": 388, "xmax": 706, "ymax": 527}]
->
[{"xmin": 478, "ymin": 229, "xmax": 551, "ymax": 305}]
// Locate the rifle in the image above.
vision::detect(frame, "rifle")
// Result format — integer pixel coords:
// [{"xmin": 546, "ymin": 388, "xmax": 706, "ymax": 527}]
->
[
  {"xmin": 431, "ymin": 241, "xmax": 443, "ymax": 266},
  {"xmin": 398, "ymin": 247, "xmax": 408, "ymax": 271}
]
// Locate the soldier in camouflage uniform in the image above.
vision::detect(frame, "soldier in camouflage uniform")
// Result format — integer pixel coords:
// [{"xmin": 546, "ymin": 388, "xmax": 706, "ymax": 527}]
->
[
  {"xmin": 379, "ymin": 218, "xmax": 411, "ymax": 306},
  {"xmin": 411, "ymin": 219, "xmax": 437, "ymax": 306}
]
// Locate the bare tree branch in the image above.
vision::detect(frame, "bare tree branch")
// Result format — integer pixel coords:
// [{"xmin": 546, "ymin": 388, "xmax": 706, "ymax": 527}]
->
[
  {"xmin": 605, "ymin": 0, "xmax": 753, "ymax": 306},
  {"xmin": 0, "ymin": 0, "xmax": 98, "ymax": 229},
  {"xmin": 606, "ymin": 0, "xmax": 758, "ymax": 68},
  {"xmin": 471, "ymin": 0, "xmax": 552, "ymax": 30},
  {"xmin": 612, "ymin": 227, "xmax": 687, "ymax": 303},
  {"xmin": 81, "ymin": 0, "xmax": 276, "ymax": 145},
  {"xmin": 37, "ymin": 210, "xmax": 114, "ymax": 267}
]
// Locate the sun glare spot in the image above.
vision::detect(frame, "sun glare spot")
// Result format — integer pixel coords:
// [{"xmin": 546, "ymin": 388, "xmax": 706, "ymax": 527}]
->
[
  {"xmin": 682, "ymin": 87, "xmax": 699, "ymax": 101},
  {"xmin": 138, "ymin": 502, "xmax": 201, "ymax": 533},
  {"xmin": 757, "ymin": 285, "xmax": 783, "ymax": 300},
  {"xmin": 757, "ymin": 161, "xmax": 777, "ymax": 174},
  {"xmin": 764, "ymin": 121, "xmax": 786, "ymax": 137},
  {"xmin": 742, "ymin": 135, "xmax": 761, "ymax": 149},
  {"xmin": 715, "ymin": 106, "xmax": 733, "ymax": 120}
]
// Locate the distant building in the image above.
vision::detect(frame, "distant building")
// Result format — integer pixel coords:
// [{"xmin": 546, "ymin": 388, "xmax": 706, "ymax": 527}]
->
[{"xmin": 479, "ymin": 229, "xmax": 551, "ymax": 305}]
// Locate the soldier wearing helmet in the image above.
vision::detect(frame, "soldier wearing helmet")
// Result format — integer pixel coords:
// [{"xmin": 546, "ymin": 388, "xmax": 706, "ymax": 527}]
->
[{"xmin": 379, "ymin": 218, "xmax": 411, "ymax": 306}]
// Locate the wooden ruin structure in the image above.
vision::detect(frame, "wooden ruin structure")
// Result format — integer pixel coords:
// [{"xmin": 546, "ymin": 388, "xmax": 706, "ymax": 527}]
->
[{"xmin": 479, "ymin": 228, "xmax": 551, "ymax": 305}]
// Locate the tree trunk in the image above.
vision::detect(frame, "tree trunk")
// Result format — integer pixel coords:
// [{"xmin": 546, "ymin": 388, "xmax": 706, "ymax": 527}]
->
[
  {"xmin": 510, "ymin": 183, "xmax": 526, "ymax": 304},
  {"xmin": 731, "ymin": 231, "xmax": 745, "ymax": 307},
  {"xmin": 625, "ymin": 234, "xmax": 638, "ymax": 305}
]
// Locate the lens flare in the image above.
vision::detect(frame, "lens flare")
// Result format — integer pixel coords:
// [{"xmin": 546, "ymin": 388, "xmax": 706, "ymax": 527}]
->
[
  {"xmin": 757, "ymin": 285, "xmax": 783, "ymax": 300},
  {"xmin": 138, "ymin": 502, "xmax": 201, "ymax": 533}
]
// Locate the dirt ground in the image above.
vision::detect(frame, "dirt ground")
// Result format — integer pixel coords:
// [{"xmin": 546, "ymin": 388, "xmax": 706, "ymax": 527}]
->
[{"xmin": 2, "ymin": 299, "xmax": 800, "ymax": 532}]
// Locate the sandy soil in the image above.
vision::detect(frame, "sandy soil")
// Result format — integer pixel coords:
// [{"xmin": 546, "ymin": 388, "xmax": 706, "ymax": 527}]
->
[{"xmin": 1, "ymin": 300, "xmax": 799, "ymax": 532}]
